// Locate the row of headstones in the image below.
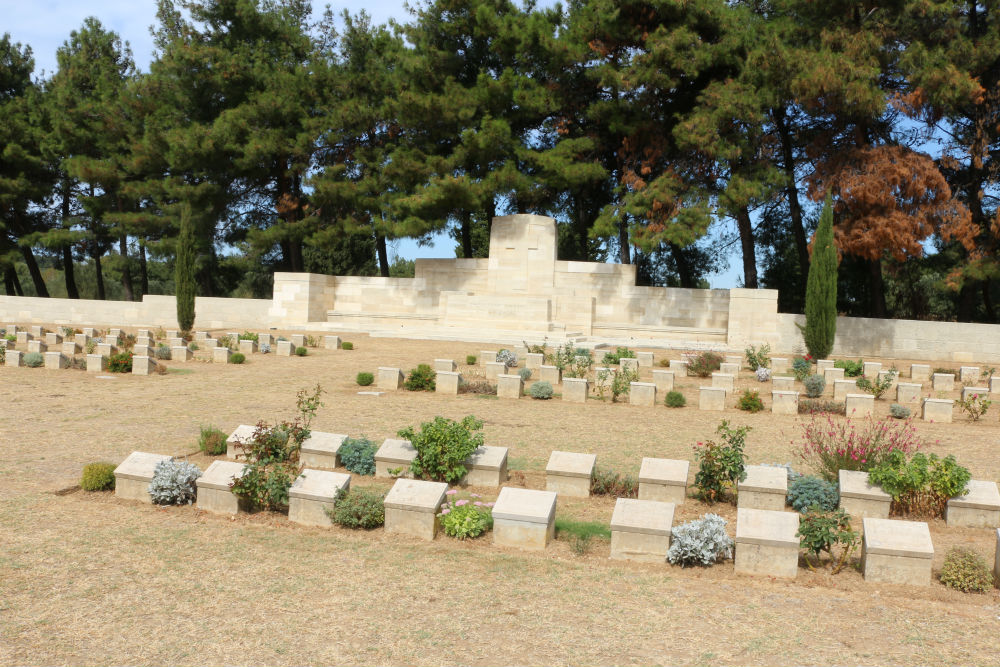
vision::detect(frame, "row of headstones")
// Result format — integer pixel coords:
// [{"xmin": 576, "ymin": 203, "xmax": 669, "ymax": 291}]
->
[
  {"xmin": 112, "ymin": 448, "xmax": 1000, "ymax": 586},
  {"xmin": 190, "ymin": 331, "xmax": 344, "ymax": 357}
]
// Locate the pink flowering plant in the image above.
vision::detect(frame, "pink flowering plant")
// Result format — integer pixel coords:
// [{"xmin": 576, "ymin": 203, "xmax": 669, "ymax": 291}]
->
[
  {"xmin": 957, "ymin": 393, "xmax": 991, "ymax": 421},
  {"xmin": 438, "ymin": 489, "xmax": 494, "ymax": 539},
  {"xmin": 796, "ymin": 414, "xmax": 922, "ymax": 482}
]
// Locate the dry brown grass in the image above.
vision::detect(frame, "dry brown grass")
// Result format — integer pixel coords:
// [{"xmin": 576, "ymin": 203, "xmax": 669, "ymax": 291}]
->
[{"xmin": 2, "ymin": 333, "xmax": 1000, "ymax": 666}]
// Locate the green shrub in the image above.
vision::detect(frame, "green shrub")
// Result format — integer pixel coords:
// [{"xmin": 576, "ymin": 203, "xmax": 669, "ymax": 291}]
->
[
  {"xmin": 855, "ymin": 368, "xmax": 896, "ymax": 399},
  {"xmin": 528, "ymin": 380, "xmax": 553, "ymax": 399},
  {"xmin": 803, "ymin": 374, "xmax": 826, "ymax": 398},
  {"xmin": 341, "ymin": 341, "xmax": 353, "ymax": 350},
  {"xmin": 940, "ymin": 547, "xmax": 994, "ymax": 593},
  {"xmin": 229, "ymin": 352, "xmax": 246, "ymax": 364},
  {"xmin": 687, "ymin": 351, "xmax": 723, "ymax": 377},
  {"xmin": 339, "ymin": 436, "xmax": 377, "ymax": 475},
  {"xmin": 188, "ymin": 342, "xmax": 199, "ymax": 351},
  {"xmin": 198, "ymin": 426, "xmax": 228, "ymax": 456},
  {"xmin": 4, "ymin": 333, "xmax": 15, "ymax": 342},
  {"xmin": 238, "ymin": 331, "xmax": 259, "ymax": 342},
  {"xmin": 736, "ymin": 389, "xmax": 764, "ymax": 413},
  {"xmin": 889, "ymin": 403, "xmax": 911, "ymax": 419},
  {"xmin": 466, "ymin": 354, "xmax": 477, "ymax": 365},
  {"xmin": 305, "ymin": 335, "xmax": 319, "ymax": 348},
  {"xmin": 788, "ymin": 475, "xmax": 838, "ymax": 512},
  {"xmin": 80, "ymin": 462, "xmax": 116, "ymax": 491},
  {"xmin": 215, "ymin": 335, "xmax": 234, "ymax": 350},
  {"xmin": 356, "ymin": 372, "xmax": 374, "ymax": 387},
  {"xmin": 797, "ymin": 413, "xmax": 922, "ymax": 482},
  {"xmin": 693, "ymin": 420, "xmax": 750, "ymax": 503},
  {"xmin": 404, "ymin": 363, "xmax": 436, "ymax": 391},
  {"xmin": 398, "ymin": 415, "xmax": 484, "ymax": 483},
  {"xmin": 834, "ymin": 358, "xmax": 864, "ymax": 377},
  {"xmin": 294, "ymin": 346, "xmax": 308, "ymax": 356},
  {"xmin": 148, "ymin": 459, "xmax": 202, "ymax": 505},
  {"xmin": 327, "ymin": 487, "xmax": 386, "ymax": 529},
  {"xmin": 792, "ymin": 356, "xmax": 812, "ymax": 381},
  {"xmin": 666, "ymin": 514, "xmax": 733, "ymax": 567},
  {"xmin": 438, "ymin": 491, "xmax": 493, "ymax": 539},
  {"xmin": 601, "ymin": 346, "xmax": 635, "ymax": 365},
  {"xmin": 23, "ymin": 352, "xmax": 44, "ymax": 368},
  {"xmin": 797, "ymin": 508, "xmax": 858, "ymax": 573},
  {"xmin": 596, "ymin": 366, "xmax": 638, "ymax": 402},
  {"xmin": 518, "ymin": 367, "xmax": 532, "ymax": 381},
  {"xmin": 665, "ymin": 390, "xmax": 686, "ymax": 407},
  {"xmin": 155, "ymin": 345, "xmax": 171, "ymax": 360},
  {"xmin": 744, "ymin": 343, "xmax": 771, "ymax": 371},
  {"xmin": 107, "ymin": 352, "xmax": 133, "ymax": 373},
  {"xmin": 590, "ymin": 468, "xmax": 638, "ymax": 497},
  {"xmin": 957, "ymin": 392, "xmax": 991, "ymax": 421},
  {"xmin": 868, "ymin": 450, "xmax": 971, "ymax": 518}
]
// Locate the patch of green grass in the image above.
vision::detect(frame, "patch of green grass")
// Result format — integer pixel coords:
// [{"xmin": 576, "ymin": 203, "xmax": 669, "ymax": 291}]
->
[
  {"xmin": 167, "ymin": 368, "xmax": 194, "ymax": 375},
  {"xmin": 554, "ymin": 517, "xmax": 611, "ymax": 540},
  {"xmin": 507, "ymin": 456, "xmax": 544, "ymax": 471}
]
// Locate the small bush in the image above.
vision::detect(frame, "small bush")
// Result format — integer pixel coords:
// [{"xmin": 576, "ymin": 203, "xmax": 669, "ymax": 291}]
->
[
  {"xmin": 834, "ymin": 358, "xmax": 864, "ymax": 377},
  {"xmin": 590, "ymin": 468, "xmax": 638, "ymax": 497},
  {"xmin": 889, "ymin": 403, "xmax": 911, "ymax": 419},
  {"xmin": 259, "ymin": 342, "xmax": 271, "ymax": 354},
  {"xmin": 339, "ymin": 436, "xmax": 377, "ymax": 475},
  {"xmin": 356, "ymin": 371, "xmax": 374, "ymax": 386},
  {"xmin": 148, "ymin": 459, "xmax": 202, "ymax": 505},
  {"xmin": 229, "ymin": 352, "xmax": 246, "ymax": 364},
  {"xmin": 215, "ymin": 335, "xmax": 233, "ymax": 350},
  {"xmin": 736, "ymin": 389, "xmax": 764, "ymax": 413},
  {"xmin": 797, "ymin": 414, "xmax": 922, "ymax": 482},
  {"xmin": 788, "ymin": 475, "xmax": 838, "ymax": 512},
  {"xmin": 797, "ymin": 508, "xmax": 859, "ymax": 573},
  {"xmin": 528, "ymin": 380, "xmax": 553, "ymax": 399},
  {"xmin": 398, "ymin": 415, "xmax": 485, "ymax": 483},
  {"xmin": 404, "ymin": 363, "xmax": 436, "ymax": 391},
  {"xmin": 80, "ymin": 462, "xmax": 116, "ymax": 491},
  {"xmin": 798, "ymin": 399, "xmax": 845, "ymax": 415},
  {"xmin": 601, "ymin": 346, "xmax": 635, "ymax": 365},
  {"xmin": 327, "ymin": 487, "xmax": 386, "ymax": 529},
  {"xmin": 295, "ymin": 346, "xmax": 308, "ymax": 356},
  {"xmin": 439, "ymin": 490, "xmax": 493, "ymax": 539},
  {"xmin": 957, "ymin": 392, "xmax": 991, "ymax": 421},
  {"xmin": 341, "ymin": 341, "xmax": 353, "ymax": 350},
  {"xmin": 198, "ymin": 426, "xmax": 228, "ymax": 456},
  {"xmin": 23, "ymin": 352, "xmax": 44, "ymax": 367},
  {"xmin": 665, "ymin": 390, "xmax": 686, "ymax": 407},
  {"xmin": 466, "ymin": 354, "xmax": 477, "ymax": 365},
  {"xmin": 595, "ymin": 366, "xmax": 639, "ymax": 402},
  {"xmin": 667, "ymin": 514, "xmax": 734, "ymax": 567},
  {"xmin": 518, "ymin": 367, "xmax": 532, "ymax": 381},
  {"xmin": 188, "ymin": 342, "xmax": 200, "ymax": 351},
  {"xmin": 458, "ymin": 377, "xmax": 497, "ymax": 394},
  {"xmin": 85, "ymin": 340, "xmax": 98, "ymax": 354},
  {"xmin": 107, "ymin": 352, "xmax": 133, "ymax": 373},
  {"xmin": 687, "ymin": 351, "xmax": 723, "ymax": 377},
  {"xmin": 803, "ymin": 374, "xmax": 826, "ymax": 398},
  {"xmin": 155, "ymin": 345, "xmax": 172, "ymax": 360},
  {"xmin": 792, "ymin": 356, "xmax": 812, "ymax": 381},
  {"xmin": 305, "ymin": 335, "xmax": 319, "ymax": 347},
  {"xmin": 693, "ymin": 420, "xmax": 750, "ymax": 503},
  {"xmin": 755, "ymin": 367, "xmax": 771, "ymax": 382},
  {"xmin": 495, "ymin": 348, "xmax": 517, "ymax": 367},
  {"xmin": 940, "ymin": 547, "xmax": 994, "ymax": 593},
  {"xmin": 868, "ymin": 450, "xmax": 971, "ymax": 518},
  {"xmin": 238, "ymin": 331, "xmax": 259, "ymax": 342},
  {"xmin": 744, "ymin": 343, "xmax": 770, "ymax": 371},
  {"xmin": 855, "ymin": 368, "xmax": 896, "ymax": 399}
]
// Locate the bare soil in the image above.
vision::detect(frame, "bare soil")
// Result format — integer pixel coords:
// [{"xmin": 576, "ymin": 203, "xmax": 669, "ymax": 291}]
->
[{"xmin": 2, "ymin": 331, "xmax": 999, "ymax": 666}]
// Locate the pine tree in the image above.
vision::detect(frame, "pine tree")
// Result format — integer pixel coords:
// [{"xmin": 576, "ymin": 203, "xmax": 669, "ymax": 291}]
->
[
  {"xmin": 175, "ymin": 203, "xmax": 196, "ymax": 333},
  {"xmin": 803, "ymin": 196, "xmax": 837, "ymax": 359}
]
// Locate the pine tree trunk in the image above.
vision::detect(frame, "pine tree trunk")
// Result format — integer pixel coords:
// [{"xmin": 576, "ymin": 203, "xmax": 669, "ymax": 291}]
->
[
  {"xmin": 983, "ymin": 279, "xmax": 995, "ymax": 322},
  {"xmin": 375, "ymin": 231, "xmax": 390, "ymax": 277},
  {"xmin": 670, "ymin": 242, "xmax": 695, "ymax": 288},
  {"xmin": 94, "ymin": 252, "xmax": 106, "ymax": 300},
  {"xmin": 774, "ymin": 108, "xmax": 810, "ymax": 294},
  {"xmin": 20, "ymin": 246, "xmax": 49, "ymax": 297},
  {"xmin": 618, "ymin": 217, "xmax": 631, "ymax": 264},
  {"xmin": 119, "ymin": 235, "xmax": 134, "ymax": 301},
  {"xmin": 957, "ymin": 282, "xmax": 977, "ymax": 322},
  {"xmin": 486, "ymin": 198, "xmax": 496, "ymax": 239},
  {"xmin": 461, "ymin": 214, "xmax": 473, "ymax": 259},
  {"xmin": 735, "ymin": 205, "xmax": 758, "ymax": 288},
  {"xmin": 4, "ymin": 266, "xmax": 22, "ymax": 296},
  {"xmin": 289, "ymin": 240, "xmax": 303, "ymax": 273},
  {"xmin": 61, "ymin": 184, "xmax": 79, "ymax": 299},
  {"xmin": 575, "ymin": 199, "xmax": 589, "ymax": 261},
  {"xmin": 139, "ymin": 242, "xmax": 149, "ymax": 296},
  {"xmin": 868, "ymin": 259, "xmax": 887, "ymax": 318}
]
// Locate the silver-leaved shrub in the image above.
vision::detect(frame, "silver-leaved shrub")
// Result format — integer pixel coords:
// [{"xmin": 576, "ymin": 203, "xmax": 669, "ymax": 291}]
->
[
  {"xmin": 148, "ymin": 459, "xmax": 202, "ymax": 505},
  {"xmin": 666, "ymin": 513, "xmax": 734, "ymax": 567}
]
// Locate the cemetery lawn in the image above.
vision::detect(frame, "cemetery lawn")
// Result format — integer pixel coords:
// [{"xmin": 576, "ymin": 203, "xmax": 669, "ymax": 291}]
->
[{"xmin": 2, "ymin": 333, "xmax": 999, "ymax": 666}]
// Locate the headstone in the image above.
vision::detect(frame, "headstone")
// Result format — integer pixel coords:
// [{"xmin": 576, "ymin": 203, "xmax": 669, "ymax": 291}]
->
[
  {"xmin": 735, "ymin": 508, "xmax": 799, "ymax": 579},
  {"xmin": 638, "ymin": 457, "xmax": 688, "ymax": 504},
  {"xmin": 43, "ymin": 352, "xmax": 67, "ymax": 370},
  {"xmin": 669, "ymin": 360, "xmax": 688, "ymax": 375},
  {"xmin": 172, "ymin": 346, "xmax": 193, "ymax": 362},
  {"xmin": 772, "ymin": 376, "xmax": 794, "ymax": 391},
  {"xmin": 201, "ymin": 338, "xmax": 219, "ymax": 350},
  {"xmin": 562, "ymin": 377, "xmax": 588, "ymax": 403},
  {"xmin": 945, "ymin": 480, "xmax": 1000, "ymax": 528},
  {"xmin": 434, "ymin": 358, "xmax": 457, "ymax": 373},
  {"xmin": 96, "ymin": 342, "xmax": 115, "ymax": 357},
  {"xmin": 738, "ymin": 465, "xmax": 787, "ymax": 511},
  {"xmin": 6, "ymin": 350, "xmax": 22, "ymax": 367},
  {"xmin": 226, "ymin": 424, "xmax": 258, "ymax": 459},
  {"xmin": 961, "ymin": 386, "xmax": 990, "ymax": 403},
  {"xmin": 300, "ymin": 431, "xmax": 348, "ymax": 470},
  {"xmin": 276, "ymin": 340, "xmax": 293, "ymax": 356},
  {"xmin": 610, "ymin": 498, "xmax": 675, "ymax": 563},
  {"xmin": 861, "ymin": 518, "xmax": 933, "ymax": 585},
  {"xmin": 539, "ymin": 365, "xmax": 561, "ymax": 385},
  {"xmin": 771, "ymin": 390, "xmax": 799, "ymax": 415},
  {"xmin": 910, "ymin": 364, "xmax": 931, "ymax": 381},
  {"xmin": 636, "ymin": 351, "xmax": 654, "ymax": 368},
  {"xmin": 497, "ymin": 374, "xmax": 524, "ymax": 399},
  {"xmin": 384, "ymin": 478, "xmax": 448, "ymax": 541},
  {"xmin": 725, "ymin": 355, "xmax": 742, "ymax": 370},
  {"xmin": 213, "ymin": 347, "xmax": 231, "ymax": 363},
  {"xmin": 435, "ymin": 371, "xmax": 461, "ymax": 395},
  {"xmin": 877, "ymin": 369, "xmax": 897, "ymax": 389},
  {"xmin": 27, "ymin": 340, "xmax": 47, "ymax": 354},
  {"xmin": 479, "ymin": 351, "xmax": 498, "ymax": 367},
  {"xmin": 238, "ymin": 339, "xmax": 257, "ymax": 354},
  {"xmin": 291, "ymin": 334, "xmax": 306, "ymax": 347},
  {"xmin": 651, "ymin": 369, "xmax": 674, "ymax": 394},
  {"xmin": 168, "ymin": 337, "xmax": 184, "ymax": 348},
  {"xmin": 711, "ymin": 372, "xmax": 734, "ymax": 393},
  {"xmin": 258, "ymin": 333, "xmax": 273, "ymax": 347},
  {"xmin": 863, "ymin": 361, "xmax": 882, "ymax": 379},
  {"xmin": 816, "ymin": 359, "xmax": 834, "ymax": 373},
  {"xmin": 374, "ymin": 438, "xmax": 416, "ymax": 478},
  {"xmin": 771, "ymin": 357, "xmax": 789, "ymax": 374},
  {"xmin": 491, "ymin": 487, "xmax": 557, "ymax": 551},
  {"xmin": 545, "ymin": 450, "xmax": 596, "ymax": 498},
  {"xmin": 845, "ymin": 393, "xmax": 875, "ymax": 417},
  {"xmin": 921, "ymin": 398, "xmax": 953, "ymax": 423},
  {"xmin": 719, "ymin": 362, "xmax": 740, "ymax": 376},
  {"xmin": 133, "ymin": 345, "xmax": 154, "ymax": 358},
  {"xmin": 113, "ymin": 451, "xmax": 172, "ymax": 503},
  {"xmin": 629, "ymin": 382, "xmax": 656, "ymax": 406},
  {"xmin": 485, "ymin": 361, "xmax": 508, "ymax": 380},
  {"xmin": 620, "ymin": 357, "xmax": 639, "ymax": 373},
  {"xmin": 86, "ymin": 354, "xmax": 106, "ymax": 373},
  {"xmin": 44, "ymin": 332, "xmax": 62, "ymax": 346},
  {"xmin": 196, "ymin": 460, "xmax": 250, "ymax": 515},
  {"xmin": 15, "ymin": 331, "xmax": 31, "ymax": 346},
  {"xmin": 699, "ymin": 386, "xmax": 726, "ymax": 411},
  {"xmin": 833, "ymin": 379, "xmax": 856, "ymax": 401},
  {"xmin": 323, "ymin": 335, "xmax": 341, "ymax": 350},
  {"xmin": 82, "ymin": 327, "xmax": 95, "ymax": 337},
  {"xmin": 165, "ymin": 329, "xmax": 178, "ymax": 339},
  {"xmin": 524, "ymin": 353, "xmax": 544, "ymax": 370},
  {"xmin": 959, "ymin": 366, "xmax": 981, "ymax": 385},
  {"xmin": 896, "ymin": 382, "xmax": 921, "ymax": 404},
  {"xmin": 838, "ymin": 470, "xmax": 891, "ymax": 520},
  {"xmin": 108, "ymin": 328, "xmax": 121, "ymax": 339},
  {"xmin": 990, "ymin": 376, "xmax": 999, "ymax": 394},
  {"xmin": 288, "ymin": 469, "xmax": 351, "ymax": 528},
  {"xmin": 462, "ymin": 445, "xmax": 508, "ymax": 487},
  {"xmin": 132, "ymin": 356, "xmax": 155, "ymax": 376},
  {"xmin": 135, "ymin": 336, "xmax": 153, "ymax": 348},
  {"xmin": 377, "ymin": 367, "xmax": 404, "ymax": 391},
  {"xmin": 137, "ymin": 329, "xmax": 151, "ymax": 339},
  {"xmin": 74, "ymin": 333, "xmax": 89, "ymax": 348},
  {"xmin": 824, "ymin": 367, "xmax": 845, "ymax": 384},
  {"xmin": 30, "ymin": 325, "xmax": 43, "ymax": 338},
  {"xmin": 932, "ymin": 373, "xmax": 955, "ymax": 391},
  {"xmin": 62, "ymin": 341, "xmax": 80, "ymax": 356}
]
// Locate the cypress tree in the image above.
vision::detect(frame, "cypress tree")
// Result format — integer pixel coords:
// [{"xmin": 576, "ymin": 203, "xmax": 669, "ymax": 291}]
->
[
  {"xmin": 803, "ymin": 196, "xmax": 837, "ymax": 359},
  {"xmin": 175, "ymin": 204, "xmax": 196, "ymax": 333}
]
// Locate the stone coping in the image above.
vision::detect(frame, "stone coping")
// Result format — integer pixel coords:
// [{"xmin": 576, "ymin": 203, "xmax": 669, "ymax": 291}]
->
[
  {"xmin": 948, "ymin": 480, "xmax": 1000, "ymax": 510},
  {"xmin": 610, "ymin": 498, "xmax": 675, "ymax": 536},
  {"xmin": 838, "ymin": 470, "xmax": 891, "ymax": 501},
  {"xmin": 739, "ymin": 465, "xmax": 787, "ymax": 493},
  {"xmin": 383, "ymin": 478, "xmax": 448, "ymax": 513},
  {"xmin": 227, "ymin": 424, "xmax": 257, "ymax": 444},
  {"xmin": 545, "ymin": 450, "xmax": 597, "ymax": 478},
  {"xmin": 114, "ymin": 451, "xmax": 172, "ymax": 482},
  {"xmin": 735, "ymin": 508, "xmax": 799, "ymax": 548},
  {"xmin": 300, "ymin": 431, "xmax": 348, "ymax": 456},
  {"xmin": 862, "ymin": 518, "xmax": 933, "ymax": 558},
  {"xmin": 197, "ymin": 460, "xmax": 248, "ymax": 491},
  {"xmin": 491, "ymin": 487, "xmax": 557, "ymax": 524},
  {"xmin": 465, "ymin": 445, "xmax": 508, "ymax": 471},
  {"xmin": 375, "ymin": 438, "xmax": 417, "ymax": 465},
  {"xmin": 638, "ymin": 457, "xmax": 689, "ymax": 486},
  {"xmin": 289, "ymin": 469, "xmax": 350, "ymax": 502}
]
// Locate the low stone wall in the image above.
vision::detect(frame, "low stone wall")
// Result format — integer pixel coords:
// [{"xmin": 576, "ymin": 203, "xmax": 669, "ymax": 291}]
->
[
  {"xmin": 0, "ymin": 294, "xmax": 271, "ymax": 329},
  {"xmin": 775, "ymin": 313, "xmax": 1000, "ymax": 364}
]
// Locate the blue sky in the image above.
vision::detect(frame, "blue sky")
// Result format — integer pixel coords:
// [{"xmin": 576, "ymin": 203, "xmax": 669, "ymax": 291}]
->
[{"xmin": 6, "ymin": 0, "xmax": 744, "ymax": 287}]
